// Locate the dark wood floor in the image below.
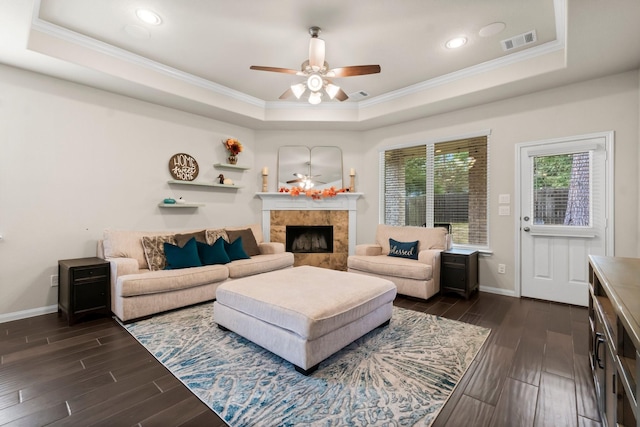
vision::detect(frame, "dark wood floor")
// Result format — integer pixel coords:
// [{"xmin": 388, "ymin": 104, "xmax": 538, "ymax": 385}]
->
[{"xmin": 0, "ymin": 292, "xmax": 600, "ymax": 426}]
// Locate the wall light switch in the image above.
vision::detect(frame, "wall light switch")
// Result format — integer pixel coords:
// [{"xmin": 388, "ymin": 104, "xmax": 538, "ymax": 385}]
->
[
  {"xmin": 498, "ymin": 194, "xmax": 510, "ymax": 204},
  {"xmin": 498, "ymin": 205, "xmax": 511, "ymax": 216}
]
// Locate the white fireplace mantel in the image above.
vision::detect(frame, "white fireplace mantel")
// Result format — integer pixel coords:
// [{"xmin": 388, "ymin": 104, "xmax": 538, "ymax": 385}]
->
[{"xmin": 256, "ymin": 192, "xmax": 363, "ymax": 255}]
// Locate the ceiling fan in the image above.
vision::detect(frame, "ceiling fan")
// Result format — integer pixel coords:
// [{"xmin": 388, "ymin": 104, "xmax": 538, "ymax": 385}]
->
[
  {"xmin": 287, "ymin": 173, "xmax": 325, "ymax": 190},
  {"xmin": 250, "ymin": 26, "xmax": 381, "ymax": 104}
]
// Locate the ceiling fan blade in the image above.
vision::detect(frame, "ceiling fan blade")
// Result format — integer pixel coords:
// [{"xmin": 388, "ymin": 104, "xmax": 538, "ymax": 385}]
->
[
  {"xmin": 279, "ymin": 87, "xmax": 294, "ymax": 99},
  {"xmin": 249, "ymin": 65, "xmax": 300, "ymax": 75},
  {"xmin": 287, "ymin": 179, "xmax": 303, "ymax": 184},
  {"xmin": 327, "ymin": 65, "xmax": 381, "ymax": 77},
  {"xmin": 334, "ymin": 88, "xmax": 349, "ymax": 102}
]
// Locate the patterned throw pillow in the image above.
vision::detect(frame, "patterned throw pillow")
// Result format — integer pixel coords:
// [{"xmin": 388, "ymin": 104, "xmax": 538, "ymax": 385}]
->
[
  {"xmin": 205, "ymin": 229, "xmax": 229, "ymax": 245},
  {"xmin": 141, "ymin": 235, "xmax": 177, "ymax": 271}
]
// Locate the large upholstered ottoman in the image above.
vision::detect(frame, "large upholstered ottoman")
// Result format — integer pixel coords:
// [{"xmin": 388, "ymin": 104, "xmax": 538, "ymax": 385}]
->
[{"xmin": 213, "ymin": 265, "xmax": 397, "ymax": 374}]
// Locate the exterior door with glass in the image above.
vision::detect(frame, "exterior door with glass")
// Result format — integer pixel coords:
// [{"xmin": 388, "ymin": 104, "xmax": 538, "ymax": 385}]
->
[{"xmin": 518, "ymin": 134, "xmax": 611, "ymax": 306}]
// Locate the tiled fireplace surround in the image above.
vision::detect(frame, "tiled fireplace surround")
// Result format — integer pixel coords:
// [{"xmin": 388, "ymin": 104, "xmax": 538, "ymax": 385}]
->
[{"xmin": 257, "ymin": 193, "xmax": 362, "ymax": 270}]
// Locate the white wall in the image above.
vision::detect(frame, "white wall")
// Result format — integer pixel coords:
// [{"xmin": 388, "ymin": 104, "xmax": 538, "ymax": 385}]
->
[
  {"xmin": 1, "ymin": 64, "xmax": 638, "ymax": 319},
  {"xmin": 359, "ymin": 70, "xmax": 640, "ymax": 294},
  {"xmin": 0, "ymin": 65, "xmax": 259, "ymax": 319}
]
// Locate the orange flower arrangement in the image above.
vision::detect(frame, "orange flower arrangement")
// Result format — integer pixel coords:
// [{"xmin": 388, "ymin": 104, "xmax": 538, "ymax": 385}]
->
[
  {"xmin": 222, "ymin": 138, "xmax": 243, "ymax": 155},
  {"xmin": 279, "ymin": 186, "xmax": 348, "ymax": 200}
]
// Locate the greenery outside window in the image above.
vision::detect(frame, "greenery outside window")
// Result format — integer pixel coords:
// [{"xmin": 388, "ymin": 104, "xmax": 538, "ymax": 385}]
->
[{"xmin": 381, "ymin": 134, "xmax": 488, "ymax": 248}]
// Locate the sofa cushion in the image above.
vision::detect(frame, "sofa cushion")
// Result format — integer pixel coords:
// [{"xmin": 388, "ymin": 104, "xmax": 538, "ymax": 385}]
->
[
  {"xmin": 224, "ymin": 237, "xmax": 251, "ymax": 261},
  {"xmin": 175, "ymin": 230, "xmax": 207, "ymax": 247},
  {"xmin": 117, "ymin": 265, "xmax": 229, "ymax": 297},
  {"xmin": 164, "ymin": 238, "xmax": 203, "ymax": 270},
  {"xmin": 388, "ymin": 238, "xmax": 419, "ymax": 260},
  {"xmin": 347, "ymin": 255, "xmax": 433, "ymax": 281},
  {"xmin": 226, "ymin": 253, "xmax": 295, "ymax": 279},
  {"xmin": 197, "ymin": 238, "xmax": 230, "ymax": 265},
  {"xmin": 141, "ymin": 235, "xmax": 177, "ymax": 271},
  {"xmin": 226, "ymin": 228, "xmax": 260, "ymax": 256},
  {"xmin": 376, "ymin": 225, "xmax": 447, "ymax": 255}
]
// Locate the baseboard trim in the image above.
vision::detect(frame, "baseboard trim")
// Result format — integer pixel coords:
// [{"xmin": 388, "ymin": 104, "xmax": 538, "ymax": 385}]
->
[
  {"xmin": 0, "ymin": 305, "xmax": 58, "ymax": 324},
  {"xmin": 479, "ymin": 285, "xmax": 517, "ymax": 297}
]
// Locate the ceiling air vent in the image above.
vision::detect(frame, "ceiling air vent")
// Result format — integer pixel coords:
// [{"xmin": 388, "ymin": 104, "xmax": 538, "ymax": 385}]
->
[
  {"xmin": 501, "ymin": 30, "xmax": 537, "ymax": 51},
  {"xmin": 348, "ymin": 90, "xmax": 369, "ymax": 101}
]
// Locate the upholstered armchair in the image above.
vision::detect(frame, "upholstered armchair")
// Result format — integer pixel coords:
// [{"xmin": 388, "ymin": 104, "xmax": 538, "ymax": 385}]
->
[{"xmin": 347, "ymin": 224, "xmax": 450, "ymax": 300}]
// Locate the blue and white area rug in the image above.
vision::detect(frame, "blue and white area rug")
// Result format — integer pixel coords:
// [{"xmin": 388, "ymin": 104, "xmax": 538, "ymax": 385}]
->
[{"xmin": 124, "ymin": 303, "xmax": 490, "ymax": 426}]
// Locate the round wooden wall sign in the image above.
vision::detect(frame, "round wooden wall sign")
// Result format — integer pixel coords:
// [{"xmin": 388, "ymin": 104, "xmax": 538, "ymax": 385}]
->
[{"xmin": 168, "ymin": 153, "xmax": 199, "ymax": 181}]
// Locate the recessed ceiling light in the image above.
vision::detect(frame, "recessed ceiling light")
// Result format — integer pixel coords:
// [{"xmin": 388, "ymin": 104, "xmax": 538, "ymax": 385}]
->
[
  {"xmin": 445, "ymin": 37, "xmax": 467, "ymax": 49},
  {"xmin": 136, "ymin": 9, "xmax": 162, "ymax": 25},
  {"xmin": 479, "ymin": 22, "xmax": 506, "ymax": 38}
]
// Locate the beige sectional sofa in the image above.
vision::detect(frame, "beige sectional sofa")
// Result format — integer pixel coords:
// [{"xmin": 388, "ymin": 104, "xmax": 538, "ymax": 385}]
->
[
  {"xmin": 347, "ymin": 224, "xmax": 450, "ymax": 300},
  {"xmin": 97, "ymin": 223, "xmax": 294, "ymax": 322}
]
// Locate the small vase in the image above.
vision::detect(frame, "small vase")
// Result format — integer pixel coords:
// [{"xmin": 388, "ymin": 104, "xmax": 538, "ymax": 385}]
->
[{"xmin": 227, "ymin": 154, "xmax": 237, "ymax": 165}]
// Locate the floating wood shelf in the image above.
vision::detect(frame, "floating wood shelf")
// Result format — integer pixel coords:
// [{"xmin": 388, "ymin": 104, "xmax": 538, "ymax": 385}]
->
[
  {"xmin": 213, "ymin": 163, "xmax": 250, "ymax": 171},
  {"xmin": 158, "ymin": 203, "xmax": 204, "ymax": 208}
]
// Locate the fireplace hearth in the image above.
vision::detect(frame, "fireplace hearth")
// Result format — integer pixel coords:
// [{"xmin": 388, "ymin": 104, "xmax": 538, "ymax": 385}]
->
[
  {"xmin": 286, "ymin": 226, "xmax": 333, "ymax": 253},
  {"xmin": 257, "ymin": 192, "xmax": 362, "ymax": 270}
]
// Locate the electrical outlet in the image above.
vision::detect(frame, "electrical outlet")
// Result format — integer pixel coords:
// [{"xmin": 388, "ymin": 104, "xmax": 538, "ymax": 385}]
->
[
  {"xmin": 50, "ymin": 274, "xmax": 59, "ymax": 287},
  {"xmin": 498, "ymin": 264, "xmax": 506, "ymax": 274}
]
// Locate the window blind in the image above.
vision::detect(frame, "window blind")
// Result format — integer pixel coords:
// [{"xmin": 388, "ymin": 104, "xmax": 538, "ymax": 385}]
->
[{"xmin": 382, "ymin": 135, "xmax": 488, "ymax": 247}]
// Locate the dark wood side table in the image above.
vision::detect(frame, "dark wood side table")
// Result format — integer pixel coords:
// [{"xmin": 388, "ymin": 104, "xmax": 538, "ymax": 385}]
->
[
  {"xmin": 58, "ymin": 257, "xmax": 111, "ymax": 325},
  {"xmin": 440, "ymin": 248, "xmax": 479, "ymax": 299}
]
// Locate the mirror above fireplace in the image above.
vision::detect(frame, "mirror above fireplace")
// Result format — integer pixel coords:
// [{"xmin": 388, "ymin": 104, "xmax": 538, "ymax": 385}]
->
[{"xmin": 277, "ymin": 146, "xmax": 343, "ymax": 190}]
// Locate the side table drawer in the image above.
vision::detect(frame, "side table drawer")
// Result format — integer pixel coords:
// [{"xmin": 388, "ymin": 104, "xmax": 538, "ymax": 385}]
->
[
  {"xmin": 73, "ymin": 266, "xmax": 109, "ymax": 281},
  {"xmin": 442, "ymin": 255, "xmax": 468, "ymax": 266}
]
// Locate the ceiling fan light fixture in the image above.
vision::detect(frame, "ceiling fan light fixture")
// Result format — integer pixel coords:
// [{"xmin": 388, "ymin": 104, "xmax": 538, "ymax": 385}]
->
[
  {"xmin": 325, "ymin": 83, "xmax": 340, "ymax": 99},
  {"xmin": 306, "ymin": 74, "xmax": 323, "ymax": 92},
  {"xmin": 291, "ymin": 83, "xmax": 306, "ymax": 99},
  {"xmin": 308, "ymin": 91, "xmax": 322, "ymax": 105}
]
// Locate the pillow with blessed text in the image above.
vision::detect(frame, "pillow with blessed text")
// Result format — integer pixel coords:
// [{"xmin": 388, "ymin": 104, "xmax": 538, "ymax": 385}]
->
[{"xmin": 388, "ymin": 238, "xmax": 419, "ymax": 260}]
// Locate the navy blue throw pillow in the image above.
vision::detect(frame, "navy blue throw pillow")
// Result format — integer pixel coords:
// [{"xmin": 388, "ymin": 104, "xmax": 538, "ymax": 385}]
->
[
  {"xmin": 196, "ymin": 238, "xmax": 231, "ymax": 265},
  {"xmin": 164, "ymin": 237, "xmax": 203, "ymax": 269},
  {"xmin": 224, "ymin": 236, "xmax": 250, "ymax": 261},
  {"xmin": 388, "ymin": 238, "xmax": 419, "ymax": 260}
]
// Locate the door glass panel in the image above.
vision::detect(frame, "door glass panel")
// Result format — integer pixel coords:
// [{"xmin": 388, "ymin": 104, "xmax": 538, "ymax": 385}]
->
[{"xmin": 533, "ymin": 152, "xmax": 591, "ymax": 226}]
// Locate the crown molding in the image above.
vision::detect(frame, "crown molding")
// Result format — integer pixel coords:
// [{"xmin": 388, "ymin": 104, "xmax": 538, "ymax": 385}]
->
[{"xmin": 30, "ymin": 0, "xmax": 265, "ymax": 108}]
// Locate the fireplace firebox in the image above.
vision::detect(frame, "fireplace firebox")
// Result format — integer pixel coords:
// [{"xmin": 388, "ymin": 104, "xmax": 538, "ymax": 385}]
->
[{"xmin": 286, "ymin": 226, "xmax": 333, "ymax": 254}]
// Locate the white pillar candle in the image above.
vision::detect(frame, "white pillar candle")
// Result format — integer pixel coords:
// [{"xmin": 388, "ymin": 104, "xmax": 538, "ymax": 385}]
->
[
  {"xmin": 262, "ymin": 166, "xmax": 269, "ymax": 175},
  {"xmin": 349, "ymin": 168, "xmax": 355, "ymax": 176}
]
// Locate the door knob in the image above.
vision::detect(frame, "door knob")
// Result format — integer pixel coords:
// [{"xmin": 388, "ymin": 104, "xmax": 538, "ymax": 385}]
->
[
  {"xmin": 523, "ymin": 216, "xmax": 530, "ymax": 221},
  {"xmin": 523, "ymin": 227, "xmax": 530, "ymax": 232}
]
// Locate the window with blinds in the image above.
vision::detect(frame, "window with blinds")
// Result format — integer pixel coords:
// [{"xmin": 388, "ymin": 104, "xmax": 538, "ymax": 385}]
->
[{"xmin": 382, "ymin": 135, "xmax": 488, "ymax": 247}]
